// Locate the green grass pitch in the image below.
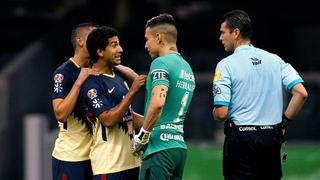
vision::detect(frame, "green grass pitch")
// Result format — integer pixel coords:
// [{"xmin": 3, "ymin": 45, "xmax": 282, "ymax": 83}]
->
[{"xmin": 184, "ymin": 144, "xmax": 320, "ymax": 180}]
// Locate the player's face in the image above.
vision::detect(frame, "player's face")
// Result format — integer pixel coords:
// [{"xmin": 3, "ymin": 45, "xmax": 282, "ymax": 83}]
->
[
  {"xmin": 219, "ymin": 21, "xmax": 236, "ymax": 52},
  {"xmin": 103, "ymin": 36, "xmax": 123, "ymax": 66},
  {"xmin": 145, "ymin": 27, "xmax": 159, "ymax": 59}
]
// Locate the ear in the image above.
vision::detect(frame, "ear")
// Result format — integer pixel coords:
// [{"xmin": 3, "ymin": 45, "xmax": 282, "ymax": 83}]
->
[
  {"xmin": 77, "ymin": 37, "xmax": 85, "ymax": 47},
  {"xmin": 156, "ymin": 33, "xmax": 163, "ymax": 44},
  {"xmin": 97, "ymin": 49, "xmax": 104, "ymax": 58},
  {"xmin": 233, "ymin": 28, "xmax": 240, "ymax": 39}
]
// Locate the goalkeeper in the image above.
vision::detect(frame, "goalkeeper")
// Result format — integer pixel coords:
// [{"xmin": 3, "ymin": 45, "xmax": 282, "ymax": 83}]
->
[{"xmin": 132, "ymin": 13, "xmax": 195, "ymax": 180}]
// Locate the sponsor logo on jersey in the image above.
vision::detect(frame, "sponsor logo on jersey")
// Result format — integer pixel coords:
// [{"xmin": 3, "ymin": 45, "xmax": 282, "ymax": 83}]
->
[
  {"xmin": 160, "ymin": 133, "xmax": 184, "ymax": 142},
  {"xmin": 151, "ymin": 69, "xmax": 169, "ymax": 83},
  {"xmin": 179, "ymin": 69, "xmax": 195, "ymax": 82}
]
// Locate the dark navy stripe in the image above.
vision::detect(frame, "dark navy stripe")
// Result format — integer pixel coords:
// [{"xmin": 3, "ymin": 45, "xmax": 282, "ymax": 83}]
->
[
  {"xmin": 101, "ymin": 123, "xmax": 107, "ymax": 141},
  {"xmin": 63, "ymin": 122, "xmax": 67, "ymax": 130}
]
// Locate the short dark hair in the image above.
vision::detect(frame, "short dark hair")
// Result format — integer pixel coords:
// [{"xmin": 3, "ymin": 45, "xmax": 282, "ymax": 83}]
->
[
  {"xmin": 86, "ymin": 26, "xmax": 118, "ymax": 63},
  {"xmin": 146, "ymin": 13, "xmax": 176, "ymax": 28},
  {"xmin": 220, "ymin": 9, "xmax": 252, "ymax": 40},
  {"xmin": 71, "ymin": 22, "xmax": 99, "ymax": 49}
]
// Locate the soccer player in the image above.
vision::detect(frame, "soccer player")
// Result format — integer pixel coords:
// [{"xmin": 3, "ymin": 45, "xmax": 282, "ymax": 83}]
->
[
  {"xmin": 212, "ymin": 10, "xmax": 308, "ymax": 179},
  {"xmin": 81, "ymin": 26, "xmax": 146, "ymax": 180},
  {"xmin": 51, "ymin": 22, "xmax": 99, "ymax": 180},
  {"xmin": 132, "ymin": 14, "xmax": 196, "ymax": 180},
  {"xmin": 51, "ymin": 23, "xmax": 139, "ymax": 180}
]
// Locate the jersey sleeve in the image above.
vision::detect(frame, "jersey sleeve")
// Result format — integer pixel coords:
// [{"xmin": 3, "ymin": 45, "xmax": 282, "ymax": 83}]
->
[
  {"xmin": 51, "ymin": 68, "xmax": 74, "ymax": 99},
  {"xmin": 149, "ymin": 59, "xmax": 170, "ymax": 88},
  {"xmin": 213, "ymin": 62, "xmax": 231, "ymax": 107},
  {"xmin": 280, "ymin": 60, "xmax": 304, "ymax": 91},
  {"xmin": 81, "ymin": 77, "xmax": 113, "ymax": 117}
]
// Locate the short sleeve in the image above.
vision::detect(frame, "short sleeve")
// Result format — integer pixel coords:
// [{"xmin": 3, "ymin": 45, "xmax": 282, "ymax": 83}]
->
[
  {"xmin": 81, "ymin": 77, "xmax": 113, "ymax": 117},
  {"xmin": 280, "ymin": 60, "xmax": 304, "ymax": 91},
  {"xmin": 52, "ymin": 69, "xmax": 74, "ymax": 99},
  {"xmin": 149, "ymin": 59, "xmax": 170, "ymax": 88},
  {"xmin": 213, "ymin": 62, "xmax": 231, "ymax": 107}
]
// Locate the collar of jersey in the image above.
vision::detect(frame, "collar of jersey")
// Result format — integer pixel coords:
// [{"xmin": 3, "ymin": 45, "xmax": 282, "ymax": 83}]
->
[
  {"xmin": 234, "ymin": 44, "xmax": 254, "ymax": 53},
  {"xmin": 69, "ymin": 58, "xmax": 81, "ymax": 68},
  {"xmin": 102, "ymin": 72, "xmax": 115, "ymax": 78}
]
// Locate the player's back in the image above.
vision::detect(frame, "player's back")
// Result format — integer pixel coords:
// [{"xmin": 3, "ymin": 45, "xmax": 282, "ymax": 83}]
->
[{"xmin": 221, "ymin": 45, "xmax": 284, "ymax": 125}]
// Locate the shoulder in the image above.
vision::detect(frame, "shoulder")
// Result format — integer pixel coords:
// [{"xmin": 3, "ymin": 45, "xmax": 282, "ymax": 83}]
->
[
  {"xmin": 255, "ymin": 47, "xmax": 282, "ymax": 61},
  {"xmin": 218, "ymin": 54, "xmax": 234, "ymax": 67},
  {"xmin": 53, "ymin": 60, "xmax": 77, "ymax": 75}
]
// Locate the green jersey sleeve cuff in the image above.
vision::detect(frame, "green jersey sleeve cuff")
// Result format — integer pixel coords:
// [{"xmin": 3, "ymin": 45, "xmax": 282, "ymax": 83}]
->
[{"xmin": 152, "ymin": 80, "xmax": 169, "ymax": 89}]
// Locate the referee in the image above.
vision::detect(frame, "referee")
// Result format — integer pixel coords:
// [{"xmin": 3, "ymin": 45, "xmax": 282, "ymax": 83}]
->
[{"xmin": 212, "ymin": 10, "xmax": 308, "ymax": 180}]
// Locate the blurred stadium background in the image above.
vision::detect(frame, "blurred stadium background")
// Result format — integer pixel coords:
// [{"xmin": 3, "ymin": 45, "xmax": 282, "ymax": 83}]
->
[{"xmin": 1, "ymin": 0, "xmax": 320, "ymax": 179}]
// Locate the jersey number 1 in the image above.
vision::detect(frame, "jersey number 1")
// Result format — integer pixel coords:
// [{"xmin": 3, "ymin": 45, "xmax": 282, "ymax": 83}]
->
[{"xmin": 174, "ymin": 91, "xmax": 189, "ymax": 123}]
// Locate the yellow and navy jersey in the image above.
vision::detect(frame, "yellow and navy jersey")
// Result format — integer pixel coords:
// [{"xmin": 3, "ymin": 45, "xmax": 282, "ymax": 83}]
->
[
  {"xmin": 51, "ymin": 59, "xmax": 93, "ymax": 161},
  {"xmin": 80, "ymin": 73, "xmax": 140, "ymax": 175}
]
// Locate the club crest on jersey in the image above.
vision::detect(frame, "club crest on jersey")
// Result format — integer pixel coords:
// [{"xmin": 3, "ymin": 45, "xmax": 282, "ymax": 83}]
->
[
  {"xmin": 53, "ymin": 73, "xmax": 64, "ymax": 93},
  {"xmin": 151, "ymin": 69, "xmax": 169, "ymax": 83},
  {"xmin": 87, "ymin": 89, "xmax": 97, "ymax": 99},
  {"xmin": 54, "ymin": 73, "xmax": 64, "ymax": 83}
]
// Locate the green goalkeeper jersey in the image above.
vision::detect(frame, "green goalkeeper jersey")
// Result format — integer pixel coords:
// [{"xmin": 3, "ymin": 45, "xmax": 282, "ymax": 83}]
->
[{"xmin": 142, "ymin": 52, "xmax": 195, "ymax": 159}]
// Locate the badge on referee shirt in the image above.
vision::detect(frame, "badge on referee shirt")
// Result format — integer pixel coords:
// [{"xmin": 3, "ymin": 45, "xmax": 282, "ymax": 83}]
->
[{"xmin": 213, "ymin": 69, "xmax": 221, "ymax": 82}]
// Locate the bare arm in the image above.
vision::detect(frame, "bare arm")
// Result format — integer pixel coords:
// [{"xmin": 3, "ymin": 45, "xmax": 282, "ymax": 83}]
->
[
  {"xmin": 131, "ymin": 85, "xmax": 168, "ymax": 155},
  {"xmin": 132, "ymin": 111, "xmax": 144, "ymax": 129},
  {"xmin": 52, "ymin": 68, "xmax": 98, "ymax": 123},
  {"xmin": 212, "ymin": 106, "xmax": 228, "ymax": 122},
  {"xmin": 114, "ymin": 65, "xmax": 139, "ymax": 83},
  {"xmin": 97, "ymin": 75, "xmax": 146, "ymax": 128},
  {"xmin": 142, "ymin": 85, "xmax": 168, "ymax": 131},
  {"xmin": 284, "ymin": 83, "xmax": 308, "ymax": 120}
]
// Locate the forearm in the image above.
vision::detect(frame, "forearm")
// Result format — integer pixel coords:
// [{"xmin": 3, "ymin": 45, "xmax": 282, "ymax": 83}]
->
[
  {"xmin": 53, "ymin": 83, "xmax": 81, "ymax": 123},
  {"xmin": 284, "ymin": 93, "xmax": 307, "ymax": 119},
  {"xmin": 142, "ymin": 104, "xmax": 163, "ymax": 131},
  {"xmin": 132, "ymin": 112, "xmax": 144, "ymax": 129},
  {"xmin": 114, "ymin": 65, "xmax": 138, "ymax": 83},
  {"xmin": 98, "ymin": 90, "xmax": 136, "ymax": 127},
  {"xmin": 284, "ymin": 83, "xmax": 308, "ymax": 120}
]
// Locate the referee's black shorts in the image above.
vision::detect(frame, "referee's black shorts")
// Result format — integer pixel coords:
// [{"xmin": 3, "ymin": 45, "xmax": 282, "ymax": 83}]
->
[{"xmin": 223, "ymin": 121, "xmax": 283, "ymax": 180}]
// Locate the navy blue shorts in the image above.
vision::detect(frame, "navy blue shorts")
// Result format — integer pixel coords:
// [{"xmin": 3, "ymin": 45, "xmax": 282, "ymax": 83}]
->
[
  {"xmin": 93, "ymin": 167, "xmax": 139, "ymax": 180},
  {"xmin": 52, "ymin": 157, "xmax": 93, "ymax": 180}
]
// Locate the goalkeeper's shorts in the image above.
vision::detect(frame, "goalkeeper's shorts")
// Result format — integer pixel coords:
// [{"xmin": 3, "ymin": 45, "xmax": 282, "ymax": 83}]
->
[{"xmin": 139, "ymin": 148, "xmax": 187, "ymax": 180}]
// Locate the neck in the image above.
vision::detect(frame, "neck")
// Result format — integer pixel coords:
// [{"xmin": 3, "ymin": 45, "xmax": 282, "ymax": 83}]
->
[
  {"xmin": 72, "ymin": 51, "xmax": 90, "ymax": 67},
  {"xmin": 234, "ymin": 39, "xmax": 251, "ymax": 49},
  {"xmin": 92, "ymin": 60, "xmax": 114, "ymax": 75},
  {"xmin": 159, "ymin": 44, "xmax": 178, "ymax": 57}
]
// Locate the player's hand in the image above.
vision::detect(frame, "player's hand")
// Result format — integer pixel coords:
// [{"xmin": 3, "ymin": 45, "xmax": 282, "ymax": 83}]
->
[
  {"xmin": 132, "ymin": 127, "xmax": 150, "ymax": 156},
  {"xmin": 129, "ymin": 75, "xmax": 146, "ymax": 94},
  {"xmin": 280, "ymin": 114, "xmax": 292, "ymax": 135},
  {"xmin": 76, "ymin": 68, "xmax": 99, "ymax": 85}
]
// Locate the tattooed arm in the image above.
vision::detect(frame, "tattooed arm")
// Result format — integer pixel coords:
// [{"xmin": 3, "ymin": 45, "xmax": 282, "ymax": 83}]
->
[
  {"xmin": 132, "ymin": 85, "xmax": 168, "ymax": 155},
  {"xmin": 142, "ymin": 85, "xmax": 168, "ymax": 131}
]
